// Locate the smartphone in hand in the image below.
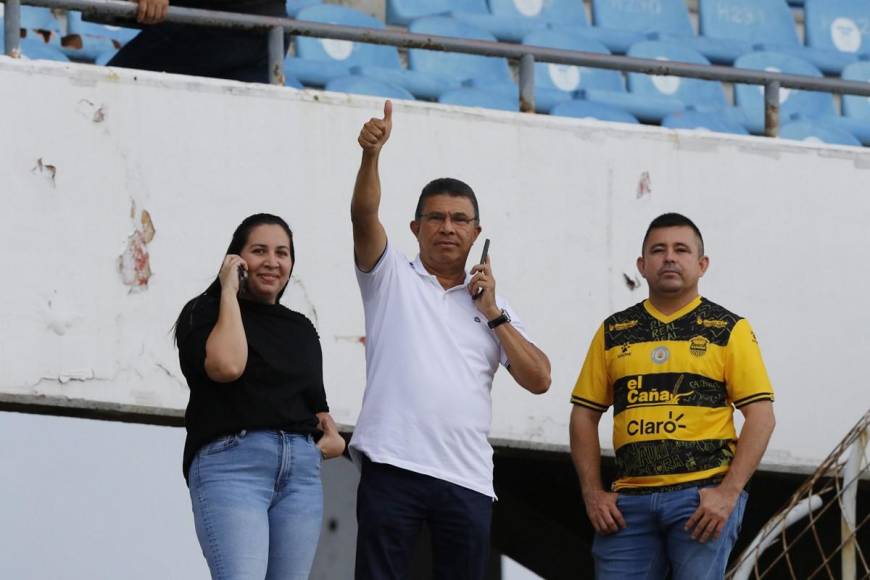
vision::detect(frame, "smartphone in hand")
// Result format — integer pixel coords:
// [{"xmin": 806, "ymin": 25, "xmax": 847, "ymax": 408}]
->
[
  {"xmin": 237, "ymin": 265, "xmax": 247, "ymax": 294},
  {"xmin": 472, "ymin": 238, "xmax": 490, "ymax": 300}
]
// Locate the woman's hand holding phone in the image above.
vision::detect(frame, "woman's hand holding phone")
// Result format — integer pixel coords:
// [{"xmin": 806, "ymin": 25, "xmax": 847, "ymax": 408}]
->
[{"xmin": 218, "ymin": 255, "xmax": 248, "ymax": 296}]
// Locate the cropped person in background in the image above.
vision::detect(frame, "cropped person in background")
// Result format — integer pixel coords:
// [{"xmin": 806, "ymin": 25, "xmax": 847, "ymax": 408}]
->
[
  {"xmin": 107, "ymin": 0, "xmax": 286, "ymax": 83},
  {"xmin": 569, "ymin": 213, "xmax": 776, "ymax": 580},
  {"xmin": 174, "ymin": 213, "xmax": 345, "ymax": 579}
]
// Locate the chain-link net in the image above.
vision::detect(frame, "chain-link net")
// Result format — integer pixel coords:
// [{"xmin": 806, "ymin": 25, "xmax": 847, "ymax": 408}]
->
[{"xmin": 727, "ymin": 410, "xmax": 870, "ymax": 580}]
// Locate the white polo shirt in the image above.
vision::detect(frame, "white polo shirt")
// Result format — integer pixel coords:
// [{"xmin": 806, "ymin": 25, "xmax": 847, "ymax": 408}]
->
[{"xmin": 349, "ymin": 241, "xmax": 531, "ymax": 498}]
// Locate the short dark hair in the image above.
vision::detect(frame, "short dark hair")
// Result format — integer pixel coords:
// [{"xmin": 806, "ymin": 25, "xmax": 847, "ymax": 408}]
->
[
  {"xmin": 414, "ymin": 178, "xmax": 480, "ymax": 222},
  {"xmin": 642, "ymin": 213, "xmax": 705, "ymax": 256}
]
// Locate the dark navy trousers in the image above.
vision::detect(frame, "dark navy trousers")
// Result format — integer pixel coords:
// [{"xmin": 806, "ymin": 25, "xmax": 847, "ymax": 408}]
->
[
  {"xmin": 107, "ymin": 0, "xmax": 288, "ymax": 84},
  {"xmin": 355, "ymin": 456, "xmax": 493, "ymax": 580}
]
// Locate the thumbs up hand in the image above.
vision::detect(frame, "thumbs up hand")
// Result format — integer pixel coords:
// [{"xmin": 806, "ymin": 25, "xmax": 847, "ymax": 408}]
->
[{"xmin": 358, "ymin": 100, "xmax": 393, "ymax": 154}]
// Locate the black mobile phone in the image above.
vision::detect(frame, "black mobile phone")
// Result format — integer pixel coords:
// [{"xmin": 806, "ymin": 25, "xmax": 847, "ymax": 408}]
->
[
  {"xmin": 237, "ymin": 265, "xmax": 247, "ymax": 293},
  {"xmin": 473, "ymin": 238, "xmax": 490, "ymax": 300}
]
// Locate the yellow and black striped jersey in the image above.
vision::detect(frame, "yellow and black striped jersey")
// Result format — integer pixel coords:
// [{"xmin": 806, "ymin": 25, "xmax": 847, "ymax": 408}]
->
[{"xmin": 571, "ymin": 296, "xmax": 774, "ymax": 491}]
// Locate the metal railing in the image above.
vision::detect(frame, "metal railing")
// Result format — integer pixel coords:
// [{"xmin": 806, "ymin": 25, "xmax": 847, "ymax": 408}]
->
[
  {"xmin": 4, "ymin": 0, "xmax": 870, "ymax": 136},
  {"xmin": 728, "ymin": 410, "xmax": 870, "ymax": 580}
]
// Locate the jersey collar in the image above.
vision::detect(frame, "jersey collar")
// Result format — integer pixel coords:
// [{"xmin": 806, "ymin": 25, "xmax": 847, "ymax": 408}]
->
[{"xmin": 643, "ymin": 295, "xmax": 703, "ymax": 324}]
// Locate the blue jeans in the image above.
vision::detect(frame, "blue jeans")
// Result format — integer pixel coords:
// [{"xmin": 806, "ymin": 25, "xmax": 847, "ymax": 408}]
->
[
  {"xmin": 188, "ymin": 430, "xmax": 323, "ymax": 580},
  {"xmin": 592, "ymin": 486, "xmax": 748, "ymax": 580}
]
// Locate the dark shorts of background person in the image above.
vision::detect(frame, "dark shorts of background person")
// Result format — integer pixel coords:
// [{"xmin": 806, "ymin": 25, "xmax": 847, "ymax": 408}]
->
[
  {"xmin": 107, "ymin": 0, "xmax": 289, "ymax": 84},
  {"xmin": 355, "ymin": 455, "xmax": 493, "ymax": 580}
]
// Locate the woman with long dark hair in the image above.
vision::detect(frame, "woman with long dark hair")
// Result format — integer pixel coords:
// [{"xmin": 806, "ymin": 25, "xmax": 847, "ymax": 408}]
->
[{"xmin": 174, "ymin": 213, "xmax": 345, "ymax": 579}]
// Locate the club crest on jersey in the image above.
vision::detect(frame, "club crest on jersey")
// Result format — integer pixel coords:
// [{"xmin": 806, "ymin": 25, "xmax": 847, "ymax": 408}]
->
[
  {"xmin": 651, "ymin": 346, "xmax": 669, "ymax": 364},
  {"xmin": 689, "ymin": 336, "xmax": 709, "ymax": 357}
]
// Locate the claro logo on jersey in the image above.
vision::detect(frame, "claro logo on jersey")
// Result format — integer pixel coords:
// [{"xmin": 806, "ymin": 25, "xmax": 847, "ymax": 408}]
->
[{"xmin": 627, "ymin": 411, "xmax": 687, "ymax": 436}]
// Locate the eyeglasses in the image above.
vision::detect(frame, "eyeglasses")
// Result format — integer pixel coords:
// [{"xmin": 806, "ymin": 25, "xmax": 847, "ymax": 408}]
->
[{"xmin": 418, "ymin": 212, "xmax": 479, "ymax": 227}]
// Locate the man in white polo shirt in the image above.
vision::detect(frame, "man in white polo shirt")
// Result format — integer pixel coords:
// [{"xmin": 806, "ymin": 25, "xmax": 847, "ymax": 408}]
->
[{"xmin": 349, "ymin": 100, "xmax": 552, "ymax": 580}]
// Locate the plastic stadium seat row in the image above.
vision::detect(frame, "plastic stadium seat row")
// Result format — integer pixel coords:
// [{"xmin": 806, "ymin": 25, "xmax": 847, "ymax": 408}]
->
[
  {"xmin": 3, "ymin": 0, "xmax": 866, "ymax": 146},
  {"xmin": 280, "ymin": 3, "xmax": 868, "ymax": 144},
  {"xmin": 384, "ymin": 0, "xmax": 870, "ymax": 74},
  {"xmin": 284, "ymin": 6, "xmax": 515, "ymax": 100}
]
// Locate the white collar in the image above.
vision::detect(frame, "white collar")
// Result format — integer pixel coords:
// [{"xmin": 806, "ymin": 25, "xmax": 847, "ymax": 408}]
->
[{"xmin": 411, "ymin": 254, "xmax": 472, "ymax": 290}]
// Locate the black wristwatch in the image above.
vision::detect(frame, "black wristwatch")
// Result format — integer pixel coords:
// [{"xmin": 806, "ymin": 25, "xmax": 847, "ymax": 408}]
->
[{"xmin": 487, "ymin": 309, "xmax": 511, "ymax": 329}]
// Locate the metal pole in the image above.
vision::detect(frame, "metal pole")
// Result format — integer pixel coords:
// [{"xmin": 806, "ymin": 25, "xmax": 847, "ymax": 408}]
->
[
  {"xmin": 4, "ymin": 0, "xmax": 22, "ymax": 58},
  {"xmin": 519, "ymin": 53, "xmax": 535, "ymax": 113},
  {"xmin": 840, "ymin": 428, "xmax": 867, "ymax": 580},
  {"xmin": 268, "ymin": 25, "xmax": 285, "ymax": 86},
  {"xmin": 764, "ymin": 80, "xmax": 780, "ymax": 138}
]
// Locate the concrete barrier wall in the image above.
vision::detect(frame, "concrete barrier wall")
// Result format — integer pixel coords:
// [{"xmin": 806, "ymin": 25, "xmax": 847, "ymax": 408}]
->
[{"xmin": 2, "ymin": 57, "xmax": 869, "ymax": 471}]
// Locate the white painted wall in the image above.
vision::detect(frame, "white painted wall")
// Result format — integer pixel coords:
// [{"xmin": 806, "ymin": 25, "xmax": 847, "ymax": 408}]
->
[{"xmin": 2, "ymin": 57, "xmax": 869, "ymax": 472}]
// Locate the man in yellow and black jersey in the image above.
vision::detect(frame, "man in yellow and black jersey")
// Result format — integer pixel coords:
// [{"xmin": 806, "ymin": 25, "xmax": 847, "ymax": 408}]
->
[{"xmin": 570, "ymin": 213, "xmax": 776, "ymax": 580}]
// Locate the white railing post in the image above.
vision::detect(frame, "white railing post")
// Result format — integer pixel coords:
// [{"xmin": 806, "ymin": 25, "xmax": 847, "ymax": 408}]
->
[{"xmin": 841, "ymin": 426, "xmax": 868, "ymax": 580}]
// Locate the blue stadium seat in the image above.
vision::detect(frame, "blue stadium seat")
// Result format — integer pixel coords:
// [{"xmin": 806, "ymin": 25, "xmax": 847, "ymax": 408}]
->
[
  {"xmin": 65, "ymin": 13, "xmax": 139, "ymax": 62},
  {"xmin": 582, "ymin": 41, "xmax": 739, "ymax": 124},
  {"xmin": 606, "ymin": 41, "xmax": 748, "ymax": 124},
  {"xmin": 733, "ymin": 52, "xmax": 835, "ymax": 134},
  {"xmin": 780, "ymin": 119, "xmax": 861, "ymax": 146},
  {"xmin": 285, "ymin": 74, "xmax": 304, "ymax": 89},
  {"xmin": 824, "ymin": 61, "xmax": 870, "ymax": 145},
  {"xmin": 20, "ymin": 39, "xmax": 70, "ymax": 62},
  {"xmin": 325, "ymin": 75, "xmax": 415, "ymax": 99},
  {"xmin": 287, "ymin": 0, "xmax": 322, "ymax": 17},
  {"xmin": 438, "ymin": 87, "xmax": 517, "ymax": 110},
  {"xmin": 284, "ymin": 5, "xmax": 392, "ymax": 87},
  {"xmin": 698, "ymin": 0, "xmax": 856, "ymax": 74},
  {"xmin": 805, "ymin": 0, "xmax": 870, "ymax": 61},
  {"xmin": 0, "ymin": 18, "xmax": 67, "ymax": 64},
  {"xmin": 407, "ymin": 17, "xmax": 515, "ymax": 96},
  {"xmin": 547, "ymin": 2, "xmax": 644, "ymax": 54},
  {"xmin": 286, "ymin": 6, "xmax": 452, "ymax": 99},
  {"xmin": 67, "ymin": 13, "xmax": 139, "ymax": 44},
  {"xmin": 662, "ymin": 111, "xmax": 750, "ymax": 135},
  {"xmin": 1, "ymin": 17, "xmax": 67, "ymax": 61},
  {"xmin": 591, "ymin": 0, "xmax": 750, "ymax": 64},
  {"xmin": 20, "ymin": 6, "xmax": 62, "ymax": 34},
  {"xmin": 550, "ymin": 100, "xmax": 640, "ymax": 124},
  {"xmin": 522, "ymin": 31, "xmax": 623, "ymax": 113},
  {"xmin": 385, "ymin": 0, "xmax": 488, "ymax": 28},
  {"xmin": 451, "ymin": 0, "xmax": 583, "ymax": 43},
  {"xmin": 95, "ymin": 49, "xmax": 118, "ymax": 66}
]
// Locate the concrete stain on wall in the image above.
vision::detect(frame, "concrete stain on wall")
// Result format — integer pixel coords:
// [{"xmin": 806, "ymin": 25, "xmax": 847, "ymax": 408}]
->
[
  {"xmin": 636, "ymin": 171, "xmax": 652, "ymax": 199},
  {"xmin": 284, "ymin": 278, "xmax": 319, "ymax": 328},
  {"xmin": 76, "ymin": 99, "xmax": 106, "ymax": 123},
  {"xmin": 32, "ymin": 158, "xmax": 57, "ymax": 187},
  {"xmin": 44, "ymin": 294, "xmax": 82, "ymax": 336},
  {"xmin": 623, "ymin": 273, "xmax": 641, "ymax": 291},
  {"xmin": 118, "ymin": 204, "xmax": 155, "ymax": 291}
]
